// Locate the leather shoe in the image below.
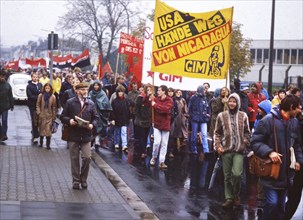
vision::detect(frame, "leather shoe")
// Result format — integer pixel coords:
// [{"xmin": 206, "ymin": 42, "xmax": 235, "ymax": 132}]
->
[
  {"xmin": 0, "ymin": 136, "xmax": 8, "ymax": 141},
  {"xmin": 81, "ymin": 182, "xmax": 88, "ymax": 189},
  {"xmin": 72, "ymin": 182, "xmax": 80, "ymax": 190},
  {"xmin": 222, "ymin": 199, "xmax": 233, "ymax": 208}
]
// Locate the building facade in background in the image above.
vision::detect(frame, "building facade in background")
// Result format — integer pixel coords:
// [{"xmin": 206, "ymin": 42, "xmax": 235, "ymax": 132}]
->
[{"xmin": 241, "ymin": 40, "xmax": 303, "ymax": 88}]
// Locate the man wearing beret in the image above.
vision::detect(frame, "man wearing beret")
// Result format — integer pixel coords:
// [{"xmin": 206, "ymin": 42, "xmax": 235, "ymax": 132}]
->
[
  {"xmin": 60, "ymin": 82, "xmax": 99, "ymax": 190},
  {"xmin": 0, "ymin": 70, "xmax": 14, "ymax": 142}
]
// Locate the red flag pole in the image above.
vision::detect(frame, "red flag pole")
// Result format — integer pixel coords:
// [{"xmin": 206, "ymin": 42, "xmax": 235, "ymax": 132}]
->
[
  {"xmin": 98, "ymin": 52, "xmax": 102, "ymax": 79},
  {"xmin": 114, "ymin": 53, "xmax": 120, "ymax": 84}
]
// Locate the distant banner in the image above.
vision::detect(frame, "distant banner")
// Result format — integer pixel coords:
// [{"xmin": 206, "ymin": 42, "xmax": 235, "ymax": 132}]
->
[
  {"xmin": 71, "ymin": 49, "xmax": 90, "ymax": 69},
  {"xmin": 118, "ymin": 32, "xmax": 144, "ymax": 56},
  {"xmin": 25, "ymin": 58, "xmax": 46, "ymax": 67},
  {"xmin": 53, "ymin": 54, "xmax": 73, "ymax": 69},
  {"xmin": 52, "ymin": 50, "xmax": 91, "ymax": 69},
  {"xmin": 142, "ymin": 20, "xmax": 229, "ymax": 91},
  {"xmin": 5, "ymin": 60, "xmax": 19, "ymax": 71},
  {"xmin": 151, "ymin": 0, "xmax": 233, "ymax": 79}
]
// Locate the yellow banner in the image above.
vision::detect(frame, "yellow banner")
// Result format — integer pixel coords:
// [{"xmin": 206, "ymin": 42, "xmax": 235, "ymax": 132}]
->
[{"xmin": 151, "ymin": 0, "xmax": 233, "ymax": 79}]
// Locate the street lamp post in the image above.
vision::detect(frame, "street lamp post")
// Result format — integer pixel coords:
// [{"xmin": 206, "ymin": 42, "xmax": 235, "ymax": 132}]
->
[
  {"xmin": 268, "ymin": 0, "xmax": 276, "ymax": 98},
  {"xmin": 48, "ymin": 31, "xmax": 58, "ymax": 85},
  {"xmin": 49, "ymin": 31, "xmax": 54, "ymax": 85}
]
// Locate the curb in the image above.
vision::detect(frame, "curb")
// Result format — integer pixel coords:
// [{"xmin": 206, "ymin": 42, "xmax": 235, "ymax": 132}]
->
[{"xmin": 92, "ymin": 151, "xmax": 159, "ymax": 220}]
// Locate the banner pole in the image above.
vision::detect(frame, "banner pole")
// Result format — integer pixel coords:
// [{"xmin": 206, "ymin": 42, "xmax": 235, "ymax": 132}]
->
[
  {"xmin": 114, "ymin": 53, "xmax": 120, "ymax": 84},
  {"xmin": 152, "ymin": 72, "xmax": 155, "ymax": 125}
]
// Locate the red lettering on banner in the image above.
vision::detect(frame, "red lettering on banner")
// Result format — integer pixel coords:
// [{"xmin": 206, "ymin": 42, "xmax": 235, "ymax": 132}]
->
[
  {"xmin": 152, "ymin": 21, "xmax": 231, "ymax": 66},
  {"xmin": 159, "ymin": 73, "xmax": 182, "ymax": 83}
]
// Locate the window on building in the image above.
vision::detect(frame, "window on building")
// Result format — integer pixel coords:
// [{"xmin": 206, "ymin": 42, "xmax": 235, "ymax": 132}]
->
[
  {"xmin": 299, "ymin": 49, "xmax": 303, "ymax": 64},
  {"xmin": 250, "ymin": 49, "xmax": 256, "ymax": 63},
  {"xmin": 263, "ymin": 49, "xmax": 269, "ymax": 63},
  {"xmin": 283, "ymin": 49, "xmax": 290, "ymax": 64},
  {"xmin": 291, "ymin": 49, "xmax": 297, "ymax": 64},
  {"xmin": 256, "ymin": 49, "xmax": 262, "ymax": 63},
  {"xmin": 277, "ymin": 49, "xmax": 283, "ymax": 64}
]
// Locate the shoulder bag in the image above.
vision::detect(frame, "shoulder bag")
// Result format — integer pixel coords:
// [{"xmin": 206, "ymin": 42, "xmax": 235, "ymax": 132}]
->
[{"xmin": 248, "ymin": 117, "xmax": 281, "ymax": 180}]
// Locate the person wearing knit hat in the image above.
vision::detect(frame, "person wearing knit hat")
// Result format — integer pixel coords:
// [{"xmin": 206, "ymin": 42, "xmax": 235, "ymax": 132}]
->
[{"xmin": 214, "ymin": 93, "xmax": 251, "ymax": 208}]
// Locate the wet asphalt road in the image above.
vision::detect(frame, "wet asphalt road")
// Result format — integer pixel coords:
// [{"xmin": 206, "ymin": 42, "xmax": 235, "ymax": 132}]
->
[
  {"xmin": 97, "ymin": 137, "xmax": 303, "ymax": 220},
  {"xmin": 1, "ymin": 104, "xmax": 302, "ymax": 220}
]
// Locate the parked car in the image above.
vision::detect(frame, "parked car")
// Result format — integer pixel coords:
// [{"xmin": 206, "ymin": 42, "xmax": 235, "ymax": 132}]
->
[{"xmin": 7, "ymin": 73, "xmax": 31, "ymax": 100}]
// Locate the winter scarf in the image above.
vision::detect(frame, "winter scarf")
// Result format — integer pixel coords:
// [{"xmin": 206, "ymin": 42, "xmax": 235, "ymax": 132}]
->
[{"xmin": 43, "ymin": 92, "xmax": 52, "ymax": 108}]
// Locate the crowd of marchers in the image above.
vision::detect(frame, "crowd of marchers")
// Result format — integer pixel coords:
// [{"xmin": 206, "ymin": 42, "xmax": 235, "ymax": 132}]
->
[{"xmin": 0, "ymin": 66, "xmax": 302, "ymax": 220}]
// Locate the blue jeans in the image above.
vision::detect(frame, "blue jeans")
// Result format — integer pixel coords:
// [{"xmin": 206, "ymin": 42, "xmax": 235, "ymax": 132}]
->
[
  {"xmin": 0, "ymin": 110, "xmax": 8, "ymax": 137},
  {"xmin": 191, "ymin": 121, "xmax": 209, "ymax": 154},
  {"xmin": 262, "ymin": 187, "xmax": 287, "ymax": 220},
  {"xmin": 113, "ymin": 125, "xmax": 127, "ymax": 147}
]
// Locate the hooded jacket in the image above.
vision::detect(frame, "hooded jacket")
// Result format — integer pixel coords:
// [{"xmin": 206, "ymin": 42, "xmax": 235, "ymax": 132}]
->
[
  {"xmin": 88, "ymin": 80, "xmax": 112, "ymax": 112},
  {"xmin": 188, "ymin": 85, "xmax": 210, "ymax": 123},
  {"xmin": 247, "ymin": 82, "xmax": 266, "ymax": 123},
  {"xmin": 250, "ymin": 107, "xmax": 303, "ymax": 189},
  {"xmin": 254, "ymin": 100, "xmax": 272, "ymax": 128},
  {"xmin": 214, "ymin": 93, "xmax": 251, "ymax": 153}
]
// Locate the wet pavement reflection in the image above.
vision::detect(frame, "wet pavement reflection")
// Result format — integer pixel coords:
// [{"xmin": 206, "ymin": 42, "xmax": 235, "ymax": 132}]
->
[{"xmin": 97, "ymin": 138, "xmax": 288, "ymax": 220}]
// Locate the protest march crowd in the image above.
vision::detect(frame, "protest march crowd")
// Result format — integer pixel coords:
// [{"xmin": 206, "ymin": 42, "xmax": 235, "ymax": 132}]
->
[{"xmin": 0, "ymin": 66, "xmax": 302, "ymax": 220}]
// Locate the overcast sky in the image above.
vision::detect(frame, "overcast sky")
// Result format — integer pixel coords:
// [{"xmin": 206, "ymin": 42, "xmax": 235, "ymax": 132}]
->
[{"xmin": 1, "ymin": 0, "xmax": 302, "ymax": 48}]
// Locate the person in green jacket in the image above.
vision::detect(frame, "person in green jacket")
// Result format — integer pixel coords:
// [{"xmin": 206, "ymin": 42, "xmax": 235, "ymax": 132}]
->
[{"xmin": 0, "ymin": 70, "xmax": 14, "ymax": 142}]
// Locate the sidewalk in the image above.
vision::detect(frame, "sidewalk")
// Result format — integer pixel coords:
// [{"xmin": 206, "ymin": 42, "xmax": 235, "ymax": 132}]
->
[{"xmin": 0, "ymin": 105, "xmax": 157, "ymax": 220}]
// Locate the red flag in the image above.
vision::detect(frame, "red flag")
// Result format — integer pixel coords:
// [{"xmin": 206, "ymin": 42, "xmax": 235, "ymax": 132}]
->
[
  {"xmin": 98, "ymin": 52, "xmax": 102, "ymax": 79},
  {"xmin": 125, "ymin": 54, "xmax": 133, "ymax": 78},
  {"xmin": 102, "ymin": 62, "xmax": 113, "ymax": 75},
  {"xmin": 129, "ymin": 57, "xmax": 143, "ymax": 87},
  {"xmin": 71, "ymin": 49, "xmax": 90, "ymax": 69}
]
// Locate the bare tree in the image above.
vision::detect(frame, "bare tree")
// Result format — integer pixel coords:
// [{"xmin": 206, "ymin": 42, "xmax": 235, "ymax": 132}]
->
[{"xmin": 58, "ymin": 0, "xmax": 135, "ymax": 63}]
